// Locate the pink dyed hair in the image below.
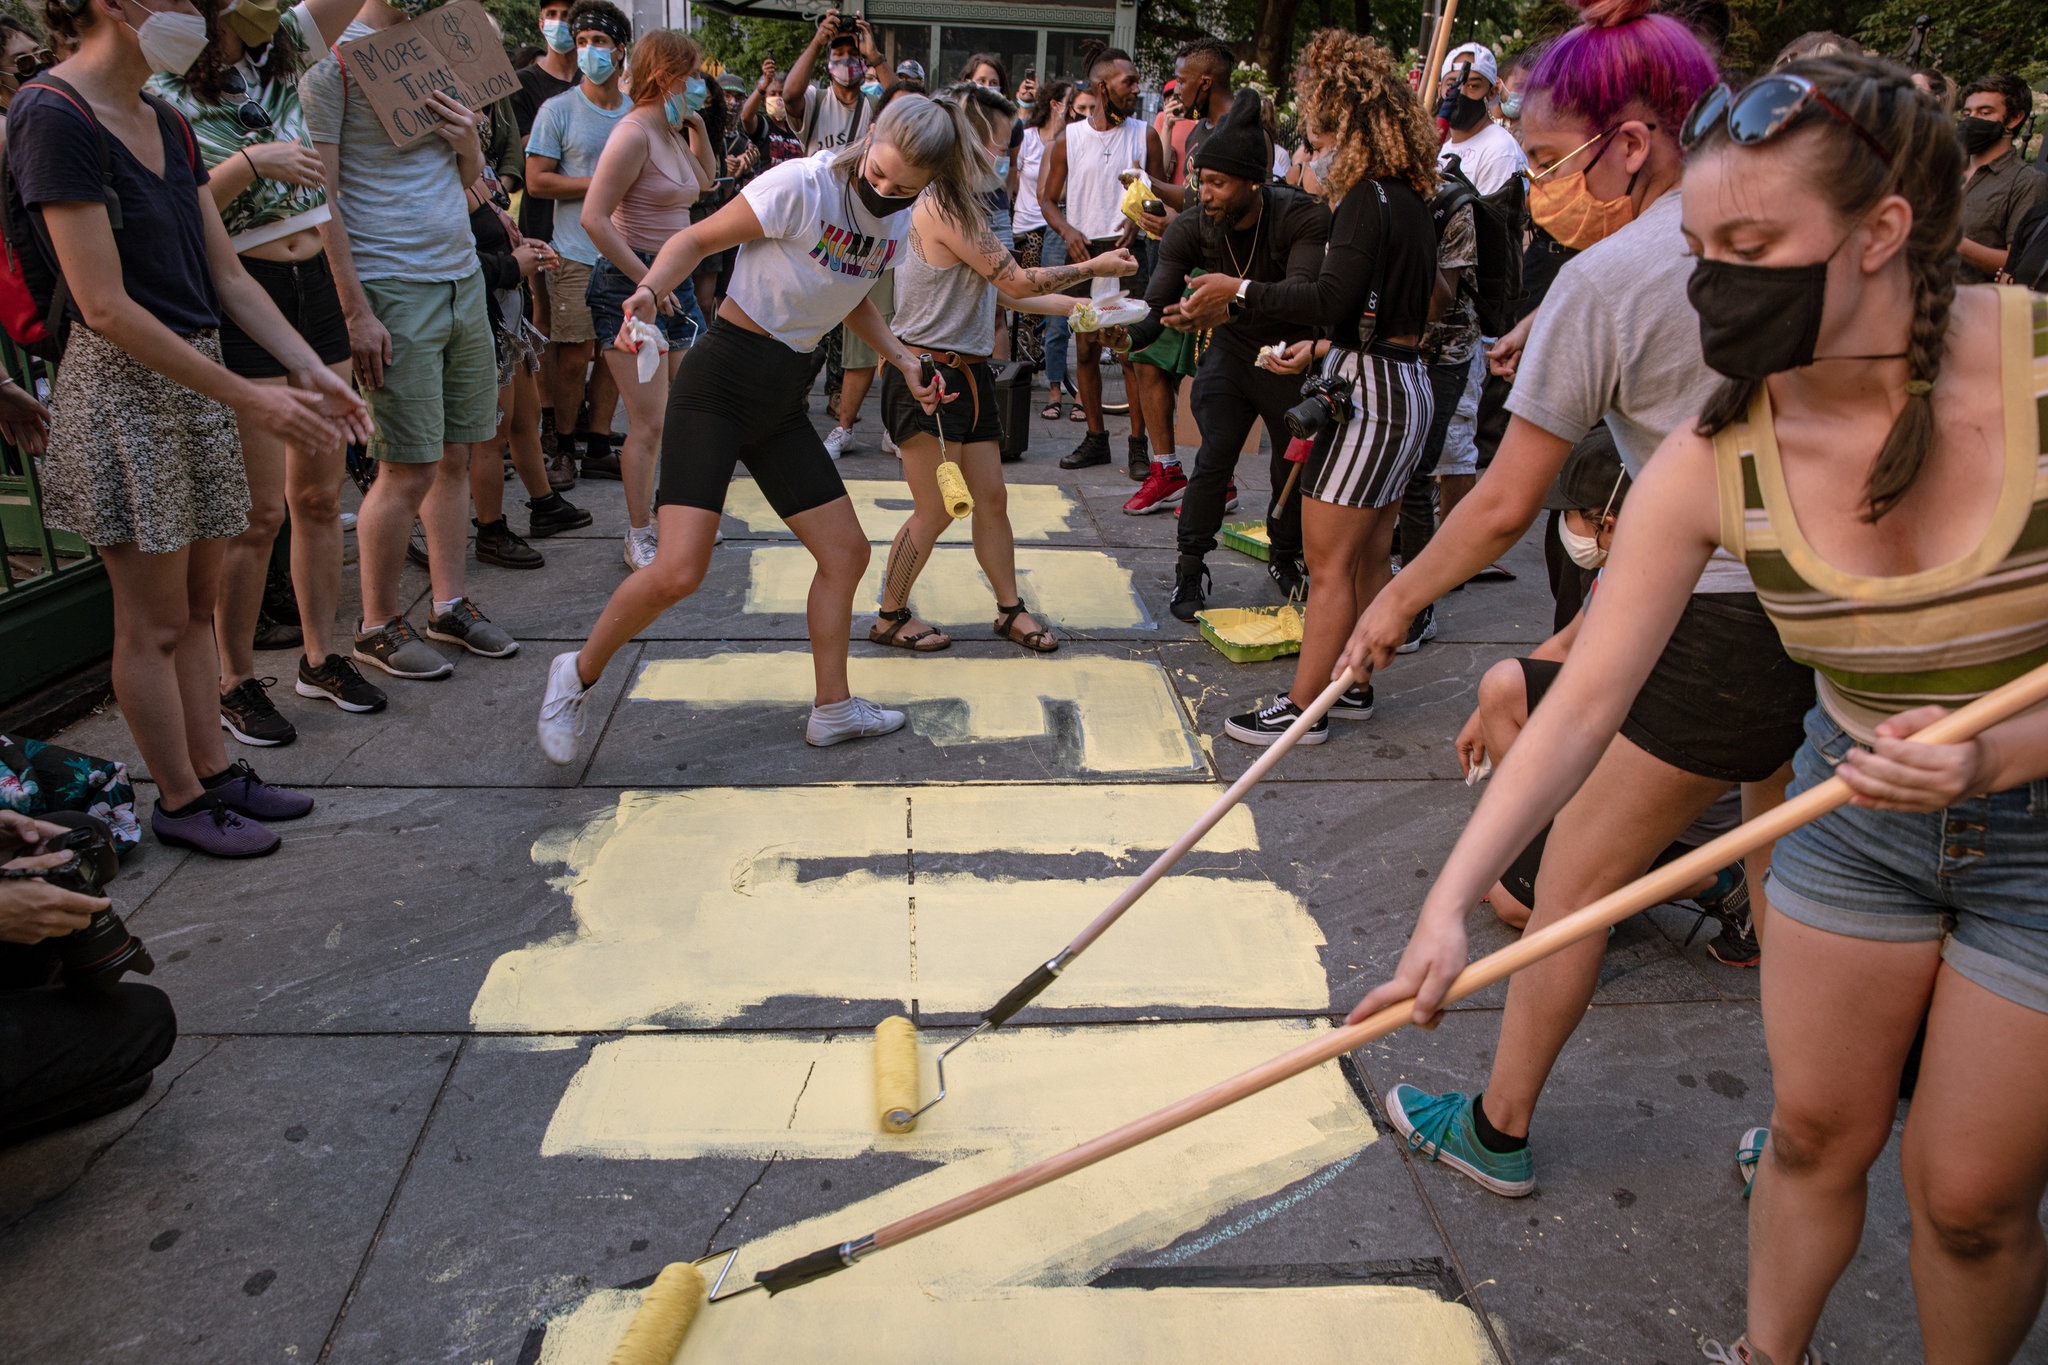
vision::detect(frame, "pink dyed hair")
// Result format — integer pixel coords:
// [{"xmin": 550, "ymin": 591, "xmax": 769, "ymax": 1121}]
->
[{"xmin": 1526, "ymin": 0, "xmax": 1717, "ymax": 134}]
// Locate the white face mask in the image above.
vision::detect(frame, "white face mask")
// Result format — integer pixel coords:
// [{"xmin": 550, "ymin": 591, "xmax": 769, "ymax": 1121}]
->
[
  {"xmin": 127, "ymin": 1, "xmax": 209, "ymax": 76},
  {"xmin": 1557, "ymin": 515, "xmax": 1608, "ymax": 570}
]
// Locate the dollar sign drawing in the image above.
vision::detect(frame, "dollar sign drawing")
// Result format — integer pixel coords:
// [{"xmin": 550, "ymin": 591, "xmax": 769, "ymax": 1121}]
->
[{"xmin": 441, "ymin": 12, "xmax": 475, "ymax": 56}]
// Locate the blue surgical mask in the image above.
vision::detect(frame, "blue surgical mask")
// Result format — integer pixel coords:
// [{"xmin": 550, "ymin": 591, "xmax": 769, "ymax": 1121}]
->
[
  {"xmin": 684, "ymin": 75, "xmax": 707, "ymax": 112},
  {"xmin": 577, "ymin": 44, "xmax": 614, "ymax": 84},
  {"xmin": 540, "ymin": 18, "xmax": 572, "ymax": 53},
  {"xmin": 861, "ymin": 79, "xmax": 883, "ymax": 100},
  {"xmin": 664, "ymin": 93, "xmax": 686, "ymax": 128},
  {"xmin": 994, "ymin": 155, "xmax": 1010, "ymax": 176}
]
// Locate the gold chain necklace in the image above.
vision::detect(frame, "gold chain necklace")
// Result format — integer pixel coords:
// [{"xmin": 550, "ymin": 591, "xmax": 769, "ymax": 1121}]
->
[{"xmin": 1223, "ymin": 191, "xmax": 1264, "ymax": 278}]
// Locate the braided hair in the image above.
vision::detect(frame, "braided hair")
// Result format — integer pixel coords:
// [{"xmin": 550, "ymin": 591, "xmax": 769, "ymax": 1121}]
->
[
  {"xmin": 1690, "ymin": 54, "xmax": 1962, "ymax": 521},
  {"xmin": 1291, "ymin": 29, "xmax": 1436, "ymax": 202}
]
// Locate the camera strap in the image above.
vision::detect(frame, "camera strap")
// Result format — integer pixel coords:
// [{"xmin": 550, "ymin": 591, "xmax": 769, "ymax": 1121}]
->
[{"xmin": 1355, "ymin": 178, "xmax": 1390, "ymax": 353}]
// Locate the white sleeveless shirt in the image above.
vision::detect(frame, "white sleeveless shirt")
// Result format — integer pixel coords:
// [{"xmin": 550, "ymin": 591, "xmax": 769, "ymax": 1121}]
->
[{"xmin": 1062, "ymin": 116, "xmax": 1148, "ymax": 240}]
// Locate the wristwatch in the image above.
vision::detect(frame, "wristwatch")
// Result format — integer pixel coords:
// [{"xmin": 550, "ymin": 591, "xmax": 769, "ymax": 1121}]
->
[{"xmin": 1228, "ymin": 277, "xmax": 1251, "ymax": 317}]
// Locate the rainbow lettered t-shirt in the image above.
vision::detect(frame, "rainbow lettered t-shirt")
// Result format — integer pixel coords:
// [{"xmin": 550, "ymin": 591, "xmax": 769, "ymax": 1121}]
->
[{"xmin": 732, "ymin": 149, "xmax": 909, "ymax": 352}]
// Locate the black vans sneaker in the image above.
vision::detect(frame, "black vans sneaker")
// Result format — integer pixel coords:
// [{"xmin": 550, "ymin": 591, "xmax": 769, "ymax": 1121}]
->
[
  {"xmin": 220, "ymin": 676, "xmax": 296, "ymax": 747},
  {"xmin": 1060, "ymin": 430, "xmax": 1111, "ymax": 469},
  {"xmin": 1396, "ymin": 602, "xmax": 1438, "ymax": 654},
  {"xmin": 1224, "ymin": 695, "xmax": 1329, "ymax": 747},
  {"xmin": 1330, "ymin": 683, "xmax": 1375, "ymax": 720},
  {"xmin": 1268, "ymin": 555, "xmax": 1307, "ymax": 601},
  {"xmin": 1170, "ymin": 558, "xmax": 1211, "ymax": 622},
  {"xmin": 296, "ymin": 653, "xmax": 389, "ymax": 713}
]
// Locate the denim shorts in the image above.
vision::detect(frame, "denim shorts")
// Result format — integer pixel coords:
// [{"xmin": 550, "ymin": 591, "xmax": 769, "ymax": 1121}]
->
[
  {"xmin": 1766, "ymin": 704, "xmax": 2048, "ymax": 1014},
  {"xmin": 587, "ymin": 251, "xmax": 703, "ymax": 353}
]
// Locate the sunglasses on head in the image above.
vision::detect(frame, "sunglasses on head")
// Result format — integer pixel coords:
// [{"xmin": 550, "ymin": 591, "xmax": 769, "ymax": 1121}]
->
[
  {"xmin": 219, "ymin": 67, "xmax": 273, "ymax": 133},
  {"xmin": 1681, "ymin": 74, "xmax": 1892, "ymax": 166}
]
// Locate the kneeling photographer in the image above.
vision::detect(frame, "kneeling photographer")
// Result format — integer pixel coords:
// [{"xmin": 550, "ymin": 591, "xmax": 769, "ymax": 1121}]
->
[
  {"xmin": 1123, "ymin": 89, "xmax": 1330, "ymax": 625},
  {"xmin": 0, "ymin": 811, "xmax": 174, "ymax": 1145},
  {"xmin": 1167, "ymin": 31, "xmax": 1440, "ymax": 747}
]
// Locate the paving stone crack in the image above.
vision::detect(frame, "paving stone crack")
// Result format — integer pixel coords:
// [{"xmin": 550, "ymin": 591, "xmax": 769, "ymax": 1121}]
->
[{"xmin": 703, "ymin": 1152, "xmax": 779, "ymax": 1258}]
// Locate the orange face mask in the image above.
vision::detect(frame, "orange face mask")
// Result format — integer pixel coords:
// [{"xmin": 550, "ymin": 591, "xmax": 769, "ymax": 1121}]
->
[{"xmin": 1527, "ymin": 127, "xmax": 1636, "ymax": 251}]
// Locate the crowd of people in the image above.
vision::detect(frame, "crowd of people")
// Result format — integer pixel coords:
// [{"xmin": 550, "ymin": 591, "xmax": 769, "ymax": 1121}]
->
[{"xmin": 1, "ymin": 0, "xmax": 2046, "ymax": 1355}]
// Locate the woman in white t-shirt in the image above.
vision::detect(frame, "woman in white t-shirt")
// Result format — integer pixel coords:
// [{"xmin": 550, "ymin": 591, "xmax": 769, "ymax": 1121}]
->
[{"xmin": 538, "ymin": 94, "xmax": 985, "ymax": 763}]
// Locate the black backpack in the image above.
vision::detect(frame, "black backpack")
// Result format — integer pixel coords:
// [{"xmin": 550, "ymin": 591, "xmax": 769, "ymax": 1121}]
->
[
  {"xmin": 1433, "ymin": 152, "xmax": 1526, "ymax": 338},
  {"xmin": 0, "ymin": 77, "xmax": 193, "ymax": 361}
]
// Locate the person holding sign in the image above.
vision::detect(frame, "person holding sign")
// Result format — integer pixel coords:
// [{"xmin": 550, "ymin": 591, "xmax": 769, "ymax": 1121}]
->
[
  {"xmin": 536, "ymin": 94, "xmax": 982, "ymax": 764},
  {"xmin": 523, "ymin": 0, "xmax": 629, "ymax": 483},
  {"xmin": 10, "ymin": 0, "xmax": 368, "ymax": 857},
  {"xmin": 302, "ymin": 0, "xmax": 517, "ymax": 681},
  {"xmin": 150, "ymin": 0, "xmax": 382, "ymax": 746},
  {"xmin": 579, "ymin": 29, "xmax": 715, "ymax": 573}
]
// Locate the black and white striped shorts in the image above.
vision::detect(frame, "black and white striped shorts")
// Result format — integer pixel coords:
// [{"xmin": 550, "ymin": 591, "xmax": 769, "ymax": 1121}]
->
[{"xmin": 1304, "ymin": 347, "xmax": 1435, "ymax": 509}]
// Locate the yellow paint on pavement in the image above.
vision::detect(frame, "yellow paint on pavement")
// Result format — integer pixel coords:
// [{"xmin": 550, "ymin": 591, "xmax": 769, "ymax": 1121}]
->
[
  {"xmin": 470, "ymin": 786, "xmax": 1322, "ymax": 1033},
  {"xmin": 745, "ymin": 545, "xmax": 1150, "ymax": 629},
  {"xmin": 630, "ymin": 653, "xmax": 1202, "ymax": 774},
  {"xmin": 723, "ymin": 478, "xmax": 1080, "ymax": 543},
  {"xmin": 532, "ymin": 1021, "xmax": 1494, "ymax": 1363}
]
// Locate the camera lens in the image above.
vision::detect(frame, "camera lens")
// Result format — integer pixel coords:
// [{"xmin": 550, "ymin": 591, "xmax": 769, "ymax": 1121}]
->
[{"xmin": 54, "ymin": 908, "xmax": 154, "ymax": 991}]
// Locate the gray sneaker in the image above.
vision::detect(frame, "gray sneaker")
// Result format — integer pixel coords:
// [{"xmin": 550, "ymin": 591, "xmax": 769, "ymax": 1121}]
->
[
  {"xmin": 425, "ymin": 598, "xmax": 518, "ymax": 657},
  {"xmin": 353, "ymin": 617, "xmax": 453, "ymax": 680}
]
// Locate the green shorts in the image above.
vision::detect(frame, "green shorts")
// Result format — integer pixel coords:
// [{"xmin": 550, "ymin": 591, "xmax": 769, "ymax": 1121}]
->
[
  {"xmin": 838, "ymin": 270, "xmax": 895, "ymax": 370},
  {"xmin": 360, "ymin": 271, "xmax": 500, "ymax": 463}
]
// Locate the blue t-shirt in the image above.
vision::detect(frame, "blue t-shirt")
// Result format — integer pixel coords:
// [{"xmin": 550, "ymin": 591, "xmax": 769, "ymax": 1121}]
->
[
  {"xmin": 524, "ymin": 86, "xmax": 627, "ymax": 266},
  {"xmin": 8, "ymin": 83, "xmax": 219, "ymax": 334}
]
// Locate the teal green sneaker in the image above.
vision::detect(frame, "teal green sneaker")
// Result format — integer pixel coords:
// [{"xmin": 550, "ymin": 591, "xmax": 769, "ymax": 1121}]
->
[
  {"xmin": 1737, "ymin": 1126, "xmax": 1768, "ymax": 1199},
  {"xmin": 1384, "ymin": 1085, "xmax": 1536, "ymax": 1196}
]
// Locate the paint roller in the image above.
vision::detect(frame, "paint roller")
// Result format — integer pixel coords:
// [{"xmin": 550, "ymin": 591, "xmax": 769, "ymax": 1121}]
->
[
  {"xmin": 610, "ymin": 656, "xmax": 2048, "ymax": 1355},
  {"xmin": 920, "ymin": 355, "xmax": 974, "ymax": 520},
  {"xmin": 872, "ymin": 664, "xmax": 1368, "ymax": 1134}
]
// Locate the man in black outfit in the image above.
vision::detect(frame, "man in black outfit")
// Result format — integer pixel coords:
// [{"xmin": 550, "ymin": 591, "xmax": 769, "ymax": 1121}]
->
[{"xmin": 1125, "ymin": 90, "xmax": 1330, "ymax": 621}]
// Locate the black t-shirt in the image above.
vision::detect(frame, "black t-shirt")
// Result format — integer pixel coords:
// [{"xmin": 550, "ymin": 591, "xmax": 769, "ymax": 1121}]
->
[
  {"xmin": 1180, "ymin": 118, "xmax": 1213, "ymax": 186},
  {"xmin": 1134, "ymin": 183, "xmax": 1330, "ymax": 358},
  {"xmin": 511, "ymin": 64, "xmax": 573, "ymax": 239},
  {"xmin": 9, "ymin": 84, "xmax": 218, "ymax": 334},
  {"xmin": 2007, "ymin": 197, "xmax": 2048, "ymax": 291},
  {"xmin": 1242, "ymin": 175, "xmax": 1433, "ymax": 346}
]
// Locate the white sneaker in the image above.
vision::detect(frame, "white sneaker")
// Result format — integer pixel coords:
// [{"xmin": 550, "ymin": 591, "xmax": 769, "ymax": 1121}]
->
[
  {"xmin": 623, "ymin": 524, "xmax": 657, "ymax": 571},
  {"xmin": 805, "ymin": 695, "xmax": 906, "ymax": 747},
  {"xmin": 823, "ymin": 425, "xmax": 856, "ymax": 460},
  {"xmin": 339, "ymin": 511, "xmax": 357, "ymax": 532},
  {"xmin": 538, "ymin": 651, "xmax": 593, "ymax": 765},
  {"xmin": 880, "ymin": 428, "xmax": 899, "ymax": 457}
]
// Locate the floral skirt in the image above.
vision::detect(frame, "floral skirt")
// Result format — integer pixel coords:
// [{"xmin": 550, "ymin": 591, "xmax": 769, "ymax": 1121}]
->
[{"xmin": 40, "ymin": 325, "xmax": 249, "ymax": 554}]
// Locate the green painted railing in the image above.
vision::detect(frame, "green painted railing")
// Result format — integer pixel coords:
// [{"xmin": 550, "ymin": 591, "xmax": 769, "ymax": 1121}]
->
[{"xmin": 0, "ymin": 340, "xmax": 113, "ymax": 705}]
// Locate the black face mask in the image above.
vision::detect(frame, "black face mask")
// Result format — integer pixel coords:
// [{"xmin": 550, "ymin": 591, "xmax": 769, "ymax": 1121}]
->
[
  {"xmin": 854, "ymin": 157, "xmax": 919, "ymax": 218},
  {"xmin": 1686, "ymin": 256, "xmax": 1829, "ymax": 380},
  {"xmin": 1957, "ymin": 115, "xmax": 2006, "ymax": 156},
  {"xmin": 1445, "ymin": 92, "xmax": 1490, "ymax": 132}
]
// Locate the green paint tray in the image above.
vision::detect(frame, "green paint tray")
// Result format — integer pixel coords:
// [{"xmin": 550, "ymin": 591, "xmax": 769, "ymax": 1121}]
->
[
  {"xmin": 1196, "ymin": 604, "xmax": 1304, "ymax": 664},
  {"xmin": 1220, "ymin": 519, "xmax": 1271, "ymax": 562}
]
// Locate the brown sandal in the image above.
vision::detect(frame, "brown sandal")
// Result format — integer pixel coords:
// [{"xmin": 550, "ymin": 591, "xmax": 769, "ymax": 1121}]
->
[
  {"xmin": 994, "ymin": 601, "xmax": 1058, "ymax": 653},
  {"xmin": 871, "ymin": 607, "xmax": 951, "ymax": 652}
]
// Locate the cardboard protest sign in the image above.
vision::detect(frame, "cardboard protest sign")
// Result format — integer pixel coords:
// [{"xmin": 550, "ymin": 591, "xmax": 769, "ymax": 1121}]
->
[{"xmin": 336, "ymin": 0, "xmax": 519, "ymax": 147}]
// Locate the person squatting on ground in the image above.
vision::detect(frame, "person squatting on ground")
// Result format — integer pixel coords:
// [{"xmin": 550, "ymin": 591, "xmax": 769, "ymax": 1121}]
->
[
  {"xmin": 0, "ymin": 811, "xmax": 176, "ymax": 1146},
  {"xmin": 1121, "ymin": 88, "xmax": 1327, "ymax": 618},
  {"xmin": 1038, "ymin": 40, "xmax": 1163, "ymax": 475},
  {"xmin": 580, "ymin": 28, "xmax": 717, "ymax": 572},
  {"xmin": 536, "ymin": 95, "xmax": 970, "ymax": 764},
  {"xmin": 304, "ymin": 0, "xmax": 518, "ymax": 682},
  {"xmin": 864, "ymin": 82, "xmax": 1135, "ymax": 657},
  {"xmin": 1361, "ymin": 53, "xmax": 2048, "ymax": 1363},
  {"xmin": 523, "ymin": 0, "xmax": 631, "ymax": 483},
  {"xmin": 1117, "ymin": 35, "xmax": 1242, "ymax": 508},
  {"xmin": 149, "ymin": 0, "xmax": 380, "ymax": 748},
  {"xmin": 1329, "ymin": 0, "xmax": 1818, "ymax": 1197},
  {"xmin": 1171, "ymin": 31, "xmax": 1439, "ymax": 748},
  {"xmin": 13, "ymin": 0, "xmax": 371, "ymax": 858}
]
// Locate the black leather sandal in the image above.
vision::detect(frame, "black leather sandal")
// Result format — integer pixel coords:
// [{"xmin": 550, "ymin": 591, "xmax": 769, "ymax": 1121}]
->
[
  {"xmin": 870, "ymin": 607, "xmax": 950, "ymax": 652},
  {"xmin": 993, "ymin": 601, "xmax": 1058, "ymax": 653}
]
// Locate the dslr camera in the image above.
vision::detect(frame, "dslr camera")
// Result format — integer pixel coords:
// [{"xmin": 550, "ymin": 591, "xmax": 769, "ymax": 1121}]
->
[
  {"xmin": 5, "ymin": 811, "xmax": 154, "ymax": 991},
  {"xmin": 1284, "ymin": 373, "xmax": 1355, "ymax": 439}
]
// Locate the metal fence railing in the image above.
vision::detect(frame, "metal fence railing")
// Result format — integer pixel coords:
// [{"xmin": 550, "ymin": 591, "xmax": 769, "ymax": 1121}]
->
[{"xmin": 0, "ymin": 339, "xmax": 112, "ymax": 706}]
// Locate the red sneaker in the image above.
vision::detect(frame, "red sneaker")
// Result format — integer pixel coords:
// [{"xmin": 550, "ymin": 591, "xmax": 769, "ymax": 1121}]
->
[
  {"xmin": 1223, "ymin": 479, "xmax": 1241, "ymax": 513},
  {"xmin": 1122, "ymin": 464, "xmax": 1189, "ymax": 515}
]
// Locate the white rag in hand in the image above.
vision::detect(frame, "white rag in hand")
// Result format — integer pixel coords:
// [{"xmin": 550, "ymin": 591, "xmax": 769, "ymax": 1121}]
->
[{"xmin": 626, "ymin": 318, "xmax": 668, "ymax": 384}]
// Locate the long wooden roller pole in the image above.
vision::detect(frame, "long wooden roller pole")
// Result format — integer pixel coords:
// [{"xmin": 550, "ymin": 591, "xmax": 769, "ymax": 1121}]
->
[
  {"xmin": 1424, "ymin": 0, "xmax": 1463, "ymax": 105},
  {"xmin": 754, "ymin": 658, "xmax": 2048, "ymax": 1292}
]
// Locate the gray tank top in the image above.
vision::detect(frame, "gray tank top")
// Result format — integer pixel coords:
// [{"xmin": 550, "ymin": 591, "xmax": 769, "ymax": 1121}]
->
[{"xmin": 889, "ymin": 218, "xmax": 998, "ymax": 355}]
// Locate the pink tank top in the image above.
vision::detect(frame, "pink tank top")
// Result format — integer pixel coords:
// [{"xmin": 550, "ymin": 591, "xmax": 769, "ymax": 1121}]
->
[{"xmin": 611, "ymin": 124, "xmax": 702, "ymax": 253}]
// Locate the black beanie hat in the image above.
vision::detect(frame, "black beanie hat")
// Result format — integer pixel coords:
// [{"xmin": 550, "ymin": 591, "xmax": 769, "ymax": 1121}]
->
[{"xmin": 1191, "ymin": 88, "xmax": 1272, "ymax": 183}]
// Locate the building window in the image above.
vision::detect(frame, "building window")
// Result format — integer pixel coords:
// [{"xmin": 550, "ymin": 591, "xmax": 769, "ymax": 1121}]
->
[
  {"xmin": 938, "ymin": 26, "xmax": 1036, "ymax": 94},
  {"xmin": 868, "ymin": 21, "xmax": 933, "ymax": 79},
  {"xmin": 1043, "ymin": 29, "xmax": 1107, "ymax": 86}
]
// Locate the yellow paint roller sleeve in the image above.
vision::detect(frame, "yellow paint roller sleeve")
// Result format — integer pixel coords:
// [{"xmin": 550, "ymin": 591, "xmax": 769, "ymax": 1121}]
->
[
  {"xmin": 935, "ymin": 462, "xmax": 974, "ymax": 520},
  {"xmin": 606, "ymin": 1260, "xmax": 703, "ymax": 1365},
  {"xmin": 874, "ymin": 1015, "xmax": 921, "ymax": 1133}
]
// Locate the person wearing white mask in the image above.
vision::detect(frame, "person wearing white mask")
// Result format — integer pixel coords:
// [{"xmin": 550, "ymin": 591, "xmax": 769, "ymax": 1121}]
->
[{"xmin": 10, "ymin": 0, "xmax": 369, "ymax": 858}]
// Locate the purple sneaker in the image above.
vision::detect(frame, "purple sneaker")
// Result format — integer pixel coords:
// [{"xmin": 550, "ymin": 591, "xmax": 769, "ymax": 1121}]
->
[
  {"xmin": 151, "ymin": 794, "xmax": 280, "ymax": 859},
  {"xmin": 201, "ymin": 760, "xmax": 314, "ymax": 821}
]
